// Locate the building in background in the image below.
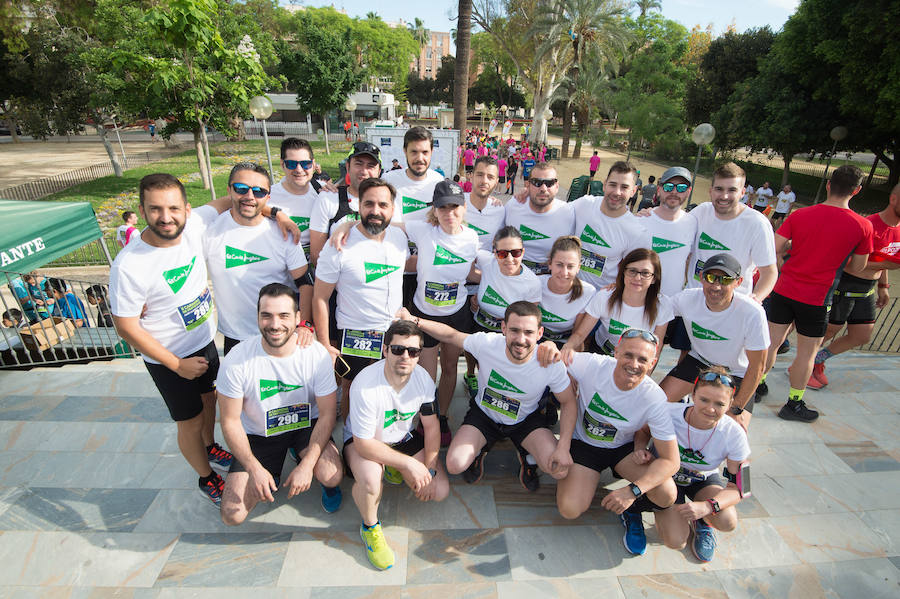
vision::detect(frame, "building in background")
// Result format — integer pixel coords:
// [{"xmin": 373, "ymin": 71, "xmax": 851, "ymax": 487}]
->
[{"xmin": 410, "ymin": 31, "xmax": 452, "ymax": 80}]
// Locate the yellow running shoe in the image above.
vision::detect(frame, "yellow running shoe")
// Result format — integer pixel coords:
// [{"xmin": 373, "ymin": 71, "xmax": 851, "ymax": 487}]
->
[
  {"xmin": 383, "ymin": 465, "xmax": 403, "ymax": 485},
  {"xmin": 360, "ymin": 522, "xmax": 395, "ymax": 570}
]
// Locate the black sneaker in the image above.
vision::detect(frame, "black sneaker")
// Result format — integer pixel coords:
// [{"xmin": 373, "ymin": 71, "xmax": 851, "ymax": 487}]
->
[
  {"xmin": 517, "ymin": 451, "xmax": 540, "ymax": 492},
  {"xmin": 778, "ymin": 400, "xmax": 819, "ymax": 422},
  {"xmin": 199, "ymin": 472, "xmax": 225, "ymax": 508},
  {"xmin": 756, "ymin": 381, "xmax": 768, "ymax": 397},
  {"xmin": 462, "ymin": 449, "xmax": 487, "ymax": 484},
  {"xmin": 777, "ymin": 339, "xmax": 791, "ymax": 355}
]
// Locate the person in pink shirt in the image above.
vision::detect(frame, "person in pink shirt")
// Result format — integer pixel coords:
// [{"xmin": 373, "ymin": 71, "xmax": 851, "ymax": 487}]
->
[
  {"xmin": 538, "ymin": 145, "xmax": 547, "ymax": 162},
  {"xmin": 589, "ymin": 151, "xmax": 602, "ymax": 179},
  {"xmin": 497, "ymin": 155, "xmax": 508, "ymax": 190},
  {"xmin": 478, "ymin": 144, "xmax": 488, "ymax": 157},
  {"xmin": 464, "ymin": 145, "xmax": 476, "ymax": 176}
]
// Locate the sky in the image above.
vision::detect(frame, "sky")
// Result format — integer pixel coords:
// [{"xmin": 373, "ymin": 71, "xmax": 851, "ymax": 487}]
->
[{"xmin": 288, "ymin": 0, "xmax": 800, "ymax": 43}]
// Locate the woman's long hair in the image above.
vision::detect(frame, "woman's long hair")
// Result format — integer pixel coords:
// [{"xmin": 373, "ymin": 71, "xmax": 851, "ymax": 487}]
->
[{"xmin": 607, "ymin": 248, "xmax": 662, "ymax": 325}]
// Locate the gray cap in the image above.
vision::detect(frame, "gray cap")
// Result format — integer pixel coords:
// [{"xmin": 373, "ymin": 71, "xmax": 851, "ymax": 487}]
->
[
  {"xmin": 659, "ymin": 166, "xmax": 693, "ymax": 185},
  {"xmin": 432, "ymin": 179, "xmax": 465, "ymax": 207},
  {"xmin": 701, "ymin": 253, "xmax": 741, "ymax": 278}
]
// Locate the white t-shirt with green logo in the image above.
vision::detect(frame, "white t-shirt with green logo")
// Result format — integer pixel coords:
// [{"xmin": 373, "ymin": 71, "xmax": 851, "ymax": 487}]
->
[
  {"xmin": 406, "ymin": 221, "xmax": 479, "ymax": 316},
  {"xmin": 203, "ymin": 212, "xmax": 308, "ymax": 341},
  {"xmin": 571, "ymin": 196, "xmax": 651, "ymax": 289},
  {"xmin": 109, "ymin": 212, "xmax": 216, "ymax": 364},
  {"xmin": 344, "ymin": 361, "xmax": 435, "ymax": 444},
  {"xmin": 568, "ymin": 353, "xmax": 675, "ymax": 449},
  {"xmin": 670, "ymin": 288, "xmax": 769, "ymax": 377},
  {"xmin": 269, "ymin": 179, "xmax": 319, "ymax": 255},
  {"xmin": 474, "ymin": 251, "xmax": 542, "ymax": 324},
  {"xmin": 309, "ymin": 189, "xmax": 359, "ymax": 235},
  {"xmin": 688, "ymin": 202, "xmax": 776, "ymax": 295},
  {"xmin": 315, "ymin": 226, "xmax": 408, "ymax": 331},
  {"xmin": 381, "ymin": 168, "xmax": 444, "ymax": 224},
  {"xmin": 586, "ymin": 288, "xmax": 673, "ymax": 354},
  {"xmin": 465, "ymin": 193, "xmax": 506, "ymax": 251},
  {"xmin": 503, "ymin": 198, "xmax": 575, "ymax": 269},
  {"xmin": 216, "ymin": 336, "xmax": 337, "ymax": 437},
  {"xmin": 463, "ymin": 332, "xmax": 570, "ymax": 425},
  {"xmin": 538, "ymin": 275, "xmax": 596, "ymax": 340},
  {"xmin": 643, "ymin": 210, "xmax": 697, "ymax": 297},
  {"xmin": 665, "ymin": 402, "xmax": 750, "ymax": 480}
]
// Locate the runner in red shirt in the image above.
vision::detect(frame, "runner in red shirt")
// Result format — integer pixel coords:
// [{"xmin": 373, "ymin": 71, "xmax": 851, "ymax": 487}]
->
[{"xmin": 762, "ymin": 165, "xmax": 873, "ymax": 422}]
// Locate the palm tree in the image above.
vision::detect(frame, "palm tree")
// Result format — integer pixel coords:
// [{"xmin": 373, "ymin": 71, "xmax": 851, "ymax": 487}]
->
[
  {"xmin": 365, "ymin": 11, "xmax": 380, "ymax": 21},
  {"xmin": 454, "ymin": 0, "xmax": 473, "ymax": 131},
  {"xmin": 408, "ymin": 18, "xmax": 430, "ymax": 77},
  {"xmin": 634, "ymin": 0, "xmax": 661, "ymax": 17},
  {"xmin": 568, "ymin": 49, "xmax": 615, "ymax": 158}
]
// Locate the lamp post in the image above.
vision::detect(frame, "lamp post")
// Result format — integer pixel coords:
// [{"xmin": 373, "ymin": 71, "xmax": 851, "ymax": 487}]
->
[
  {"xmin": 688, "ymin": 123, "xmax": 715, "ymax": 206},
  {"xmin": 815, "ymin": 125, "xmax": 849, "ymax": 203},
  {"xmin": 249, "ymin": 95, "xmax": 275, "ymax": 184},
  {"xmin": 344, "ymin": 98, "xmax": 357, "ymax": 140}
]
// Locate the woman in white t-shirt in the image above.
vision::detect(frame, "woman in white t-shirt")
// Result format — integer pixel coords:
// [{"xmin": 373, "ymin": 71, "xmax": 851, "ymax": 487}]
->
[
  {"xmin": 561, "ymin": 248, "xmax": 671, "ymax": 363},
  {"xmin": 539, "ymin": 236, "xmax": 596, "ymax": 347},
  {"xmin": 636, "ymin": 365, "xmax": 751, "ymax": 563}
]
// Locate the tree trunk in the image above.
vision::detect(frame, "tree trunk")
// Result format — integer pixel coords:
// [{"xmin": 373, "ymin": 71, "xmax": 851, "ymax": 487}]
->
[
  {"xmin": 781, "ymin": 153, "xmax": 792, "ymax": 188},
  {"xmin": 97, "ymin": 125, "xmax": 123, "ymax": 177},
  {"xmin": 530, "ymin": 90, "xmax": 552, "ymax": 146},
  {"xmin": 573, "ymin": 122, "xmax": 584, "ymax": 159},
  {"xmin": 864, "ymin": 154, "xmax": 881, "ymax": 188},
  {"xmin": 193, "ymin": 129, "xmax": 210, "ymax": 190},
  {"xmin": 875, "ymin": 148, "xmax": 898, "ymax": 188},
  {"xmin": 322, "ymin": 113, "xmax": 331, "ymax": 155},
  {"xmin": 561, "ymin": 100, "xmax": 573, "ymax": 158},
  {"xmin": 453, "ymin": 0, "xmax": 473, "ymax": 131},
  {"xmin": 199, "ymin": 121, "xmax": 216, "ymax": 203},
  {"xmin": 6, "ymin": 118, "xmax": 20, "ymax": 143}
]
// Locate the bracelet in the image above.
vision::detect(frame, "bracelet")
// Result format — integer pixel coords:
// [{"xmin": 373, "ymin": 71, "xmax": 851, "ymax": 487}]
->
[{"xmin": 878, "ymin": 283, "xmax": 890, "ymax": 289}]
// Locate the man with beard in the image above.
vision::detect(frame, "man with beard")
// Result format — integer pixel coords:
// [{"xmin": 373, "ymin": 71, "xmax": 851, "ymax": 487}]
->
[
  {"xmin": 401, "ymin": 301, "xmax": 577, "ymax": 493},
  {"xmin": 203, "ymin": 162, "xmax": 309, "ymax": 355},
  {"xmin": 382, "ymin": 126, "xmax": 444, "ymax": 307},
  {"xmin": 313, "ymin": 178, "xmax": 411, "ymax": 418},
  {"xmin": 465, "ymin": 156, "xmax": 506, "ymax": 251},
  {"xmin": 217, "ymin": 283, "xmax": 343, "ymax": 525}
]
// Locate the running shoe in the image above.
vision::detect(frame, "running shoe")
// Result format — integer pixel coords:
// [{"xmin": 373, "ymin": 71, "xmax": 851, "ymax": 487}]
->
[
  {"xmin": 360, "ymin": 522, "xmax": 395, "ymax": 570},
  {"xmin": 777, "ymin": 339, "xmax": 791, "ymax": 354},
  {"xmin": 439, "ymin": 415, "xmax": 452, "ymax": 448},
  {"xmin": 778, "ymin": 400, "xmax": 819, "ymax": 422},
  {"xmin": 383, "ymin": 465, "xmax": 404, "ymax": 485},
  {"xmin": 756, "ymin": 380, "xmax": 768, "ymax": 397},
  {"xmin": 691, "ymin": 519, "xmax": 717, "ymax": 562},
  {"xmin": 462, "ymin": 449, "xmax": 487, "ymax": 484},
  {"xmin": 321, "ymin": 484, "xmax": 342, "ymax": 513},
  {"xmin": 207, "ymin": 443, "xmax": 234, "ymax": 470},
  {"xmin": 788, "ymin": 366, "xmax": 824, "ymax": 390},
  {"xmin": 199, "ymin": 472, "xmax": 225, "ymax": 508},
  {"xmin": 463, "ymin": 373, "xmax": 479, "ymax": 401},
  {"xmin": 620, "ymin": 511, "xmax": 647, "ymax": 555},
  {"xmin": 812, "ymin": 362, "xmax": 828, "ymax": 386},
  {"xmin": 517, "ymin": 450, "xmax": 540, "ymax": 492}
]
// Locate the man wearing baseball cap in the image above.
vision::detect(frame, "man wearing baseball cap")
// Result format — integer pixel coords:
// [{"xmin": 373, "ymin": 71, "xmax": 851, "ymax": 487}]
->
[{"xmin": 659, "ymin": 253, "xmax": 770, "ymax": 430}]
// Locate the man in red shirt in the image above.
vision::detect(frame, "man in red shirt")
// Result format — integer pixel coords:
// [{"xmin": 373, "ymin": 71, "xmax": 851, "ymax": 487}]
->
[
  {"xmin": 813, "ymin": 183, "xmax": 899, "ymax": 384},
  {"xmin": 762, "ymin": 165, "xmax": 874, "ymax": 422}
]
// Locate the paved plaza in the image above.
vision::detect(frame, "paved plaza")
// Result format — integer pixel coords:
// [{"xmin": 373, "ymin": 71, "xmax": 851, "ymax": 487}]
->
[{"xmin": 0, "ymin": 346, "xmax": 898, "ymax": 597}]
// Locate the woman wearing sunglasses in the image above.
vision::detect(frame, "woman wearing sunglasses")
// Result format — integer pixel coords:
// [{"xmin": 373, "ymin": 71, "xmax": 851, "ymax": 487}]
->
[
  {"xmin": 539, "ymin": 236, "xmax": 596, "ymax": 348},
  {"xmin": 559, "ymin": 248, "xmax": 671, "ymax": 364},
  {"xmin": 635, "ymin": 366, "xmax": 751, "ymax": 563}
]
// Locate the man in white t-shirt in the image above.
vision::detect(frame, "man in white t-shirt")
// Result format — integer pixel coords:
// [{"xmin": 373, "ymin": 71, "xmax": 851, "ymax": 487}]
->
[
  {"xmin": 465, "ymin": 156, "xmax": 506, "ymax": 252},
  {"xmin": 753, "ymin": 181, "xmax": 773, "ymax": 212},
  {"xmin": 771, "ymin": 183, "xmax": 796, "ymax": 228},
  {"xmin": 217, "ymin": 284, "xmax": 343, "ymax": 525},
  {"xmin": 741, "ymin": 183, "xmax": 756, "ymax": 206},
  {"xmin": 660, "ymin": 253, "xmax": 769, "ymax": 431},
  {"xmin": 343, "ymin": 319, "xmax": 449, "ymax": 570},
  {"xmin": 115, "ymin": 210, "xmax": 139, "ymax": 247},
  {"xmin": 204, "ymin": 162, "xmax": 309, "ymax": 355},
  {"xmin": 402, "ymin": 301, "xmax": 577, "ymax": 493},
  {"xmin": 504, "ymin": 163, "xmax": 575, "ymax": 275},
  {"xmin": 571, "ymin": 161, "xmax": 651, "ymax": 289}
]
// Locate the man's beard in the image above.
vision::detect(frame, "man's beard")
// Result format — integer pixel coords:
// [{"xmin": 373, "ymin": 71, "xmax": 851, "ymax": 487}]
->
[{"xmin": 362, "ymin": 214, "xmax": 390, "ymax": 235}]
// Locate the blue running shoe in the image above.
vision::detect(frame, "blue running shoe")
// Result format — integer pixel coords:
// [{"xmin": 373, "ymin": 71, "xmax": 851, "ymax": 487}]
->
[
  {"xmin": 620, "ymin": 511, "xmax": 647, "ymax": 555},
  {"xmin": 321, "ymin": 484, "xmax": 342, "ymax": 513},
  {"xmin": 691, "ymin": 519, "xmax": 717, "ymax": 562},
  {"xmin": 207, "ymin": 443, "xmax": 233, "ymax": 470},
  {"xmin": 199, "ymin": 472, "xmax": 225, "ymax": 509}
]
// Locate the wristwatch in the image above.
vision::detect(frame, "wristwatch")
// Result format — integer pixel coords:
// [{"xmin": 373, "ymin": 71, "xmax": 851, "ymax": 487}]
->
[
  {"xmin": 707, "ymin": 498, "xmax": 721, "ymax": 514},
  {"xmin": 268, "ymin": 206, "xmax": 281, "ymax": 220},
  {"xmin": 628, "ymin": 482, "xmax": 642, "ymax": 498},
  {"xmin": 731, "ymin": 405, "xmax": 744, "ymax": 416}
]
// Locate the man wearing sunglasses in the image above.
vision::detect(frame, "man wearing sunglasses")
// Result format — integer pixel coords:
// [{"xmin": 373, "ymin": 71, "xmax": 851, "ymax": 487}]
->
[
  {"xmin": 203, "ymin": 162, "xmax": 309, "ymax": 356},
  {"xmin": 504, "ymin": 162, "xmax": 575, "ymax": 275},
  {"xmin": 343, "ymin": 319, "xmax": 449, "ymax": 570},
  {"xmin": 660, "ymin": 253, "xmax": 769, "ymax": 430}
]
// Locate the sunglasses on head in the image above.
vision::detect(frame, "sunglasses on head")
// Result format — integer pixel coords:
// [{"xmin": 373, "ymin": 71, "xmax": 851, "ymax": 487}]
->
[
  {"xmin": 284, "ymin": 159, "xmax": 313, "ymax": 171},
  {"xmin": 529, "ymin": 177, "xmax": 558, "ymax": 188},
  {"xmin": 495, "ymin": 248, "xmax": 524, "ymax": 259},
  {"xmin": 230, "ymin": 182, "xmax": 269, "ymax": 198},
  {"xmin": 695, "ymin": 371, "xmax": 736, "ymax": 389},
  {"xmin": 703, "ymin": 272, "xmax": 736, "ymax": 285},
  {"xmin": 662, "ymin": 182, "xmax": 690, "ymax": 192},
  {"xmin": 620, "ymin": 328, "xmax": 659, "ymax": 345},
  {"xmin": 389, "ymin": 344, "xmax": 422, "ymax": 358},
  {"xmin": 352, "ymin": 141, "xmax": 380, "ymax": 156}
]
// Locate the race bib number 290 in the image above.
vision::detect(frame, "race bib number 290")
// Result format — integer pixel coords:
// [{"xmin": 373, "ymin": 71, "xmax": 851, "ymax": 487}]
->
[
  {"xmin": 341, "ymin": 328, "xmax": 384, "ymax": 359},
  {"xmin": 177, "ymin": 287, "xmax": 213, "ymax": 331},
  {"xmin": 266, "ymin": 403, "xmax": 310, "ymax": 437}
]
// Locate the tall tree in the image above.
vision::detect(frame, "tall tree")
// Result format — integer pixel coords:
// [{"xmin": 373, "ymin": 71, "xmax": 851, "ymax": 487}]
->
[
  {"xmin": 633, "ymin": 0, "xmax": 661, "ymax": 17},
  {"xmin": 408, "ymin": 17, "xmax": 430, "ymax": 76},
  {"xmin": 454, "ymin": 0, "xmax": 474, "ymax": 131}
]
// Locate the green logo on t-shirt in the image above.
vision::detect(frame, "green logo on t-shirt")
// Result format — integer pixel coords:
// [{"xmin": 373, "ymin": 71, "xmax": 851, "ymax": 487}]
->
[
  {"xmin": 519, "ymin": 224, "xmax": 549, "ymax": 241},
  {"xmin": 467, "ymin": 222, "xmax": 489, "ymax": 235},
  {"xmin": 679, "ymin": 444, "xmax": 710, "ymax": 466},
  {"xmin": 384, "ymin": 409, "xmax": 416, "ymax": 427},
  {"xmin": 608, "ymin": 318, "xmax": 628, "ymax": 336},
  {"xmin": 588, "ymin": 392, "xmax": 627, "ymax": 421},
  {"xmin": 487, "ymin": 369, "xmax": 524, "ymax": 394},
  {"xmin": 364, "ymin": 262, "xmax": 400, "ymax": 283},
  {"xmin": 402, "ymin": 196, "xmax": 427, "ymax": 214},
  {"xmin": 481, "ymin": 285, "xmax": 508, "ymax": 307},
  {"xmin": 580, "ymin": 224, "xmax": 610, "ymax": 248},
  {"xmin": 434, "ymin": 245, "xmax": 467, "ymax": 265},
  {"xmin": 225, "ymin": 246, "xmax": 269, "ymax": 269},
  {"xmin": 289, "ymin": 216, "xmax": 310, "ymax": 232},
  {"xmin": 697, "ymin": 232, "xmax": 730, "ymax": 251},
  {"xmin": 162, "ymin": 256, "xmax": 197, "ymax": 294},
  {"xmin": 540, "ymin": 306, "xmax": 566, "ymax": 323},
  {"xmin": 691, "ymin": 321, "xmax": 728, "ymax": 341},
  {"xmin": 259, "ymin": 379, "xmax": 303, "ymax": 401},
  {"xmin": 652, "ymin": 236, "xmax": 685, "ymax": 253}
]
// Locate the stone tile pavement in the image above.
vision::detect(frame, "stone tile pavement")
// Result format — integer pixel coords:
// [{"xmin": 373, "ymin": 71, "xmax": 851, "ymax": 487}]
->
[{"xmin": 0, "ymin": 347, "xmax": 899, "ymax": 598}]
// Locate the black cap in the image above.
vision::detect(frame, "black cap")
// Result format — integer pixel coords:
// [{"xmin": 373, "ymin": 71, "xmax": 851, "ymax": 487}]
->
[
  {"xmin": 348, "ymin": 141, "xmax": 380, "ymax": 162},
  {"xmin": 432, "ymin": 179, "xmax": 465, "ymax": 207},
  {"xmin": 701, "ymin": 253, "xmax": 741, "ymax": 278}
]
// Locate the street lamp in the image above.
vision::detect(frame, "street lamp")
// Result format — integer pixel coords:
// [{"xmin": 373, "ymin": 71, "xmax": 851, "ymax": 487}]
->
[
  {"xmin": 688, "ymin": 123, "xmax": 715, "ymax": 205},
  {"xmin": 344, "ymin": 98, "xmax": 357, "ymax": 129},
  {"xmin": 815, "ymin": 125, "xmax": 849, "ymax": 203},
  {"xmin": 249, "ymin": 95, "xmax": 275, "ymax": 184}
]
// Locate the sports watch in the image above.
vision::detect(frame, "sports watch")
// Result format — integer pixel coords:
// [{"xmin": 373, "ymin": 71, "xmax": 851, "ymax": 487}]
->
[
  {"xmin": 707, "ymin": 498, "xmax": 721, "ymax": 514},
  {"xmin": 628, "ymin": 482, "xmax": 642, "ymax": 498}
]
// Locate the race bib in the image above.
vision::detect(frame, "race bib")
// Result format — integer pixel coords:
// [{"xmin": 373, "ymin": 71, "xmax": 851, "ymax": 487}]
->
[
  {"xmin": 341, "ymin": 328, "xmax": 384, "ymax": 359},
  {"xmin": 480, "ymin": 387, "xmax": 521, "ymax": 420},
  {"xmin": 265, "ymin": 403, "xmax": 310, "ymax": 437},
  {"xmin": 177, "ymin": 287, "xmax": 213, "ymax": 331},
  {"xmin": 674, "ymin": 466, "xmax": 707, "ymax": 487},
  {"xmin": 582, "ymin": 411, "xmax": 617, "ymax": 443},
  {"xmin": 424, "ymin": 281, "xmax": 460, "ymax": 306},
  {"xmin": 693, "ymin": 259, "xmax": 706, "ymax": 282},
  {"xmin": 522, "ymin": 259, "xmax": 550, "ymax": 276},
  {"xmin": 580, "ymin": 249, "xmax": 606, "ymax": 277},
  {"xmin": 542, "ymin": 328, "xmax": 569, "ymax": 342},
  {"xmin": 474, "ymin": 308, "xmax": 503, "ymax": 331}
]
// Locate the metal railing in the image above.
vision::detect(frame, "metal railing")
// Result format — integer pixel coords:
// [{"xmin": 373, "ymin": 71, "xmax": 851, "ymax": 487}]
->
[
  {"xmin": 46, "ymin": 236, "xmax": 122, "ymax": 268},
  {"xmin": 1, "ymin": 270, "xmax": 138, "ymax": 369},
  {"xmin": 860, "ymin": 297, "xmax": 900, "ymax": 353}
]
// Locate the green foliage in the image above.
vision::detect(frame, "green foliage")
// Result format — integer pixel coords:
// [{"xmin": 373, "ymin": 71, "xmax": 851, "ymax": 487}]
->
[
  {"xmin": 433, "ymin": 55, "xmax": 456, "ymax": 105},
  {"xmin": 469, "ymin": 68, "xmax": 526, "ymax": 108}
]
